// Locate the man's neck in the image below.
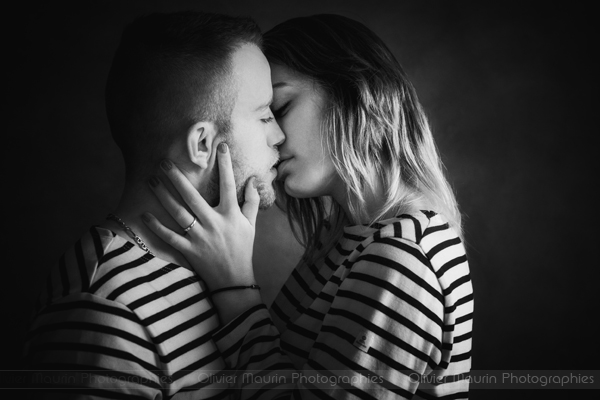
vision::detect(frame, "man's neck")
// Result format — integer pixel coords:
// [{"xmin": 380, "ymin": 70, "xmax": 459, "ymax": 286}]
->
[{"xmin": 101, "ymin": 181, "xmax": 193, "ymax": 270}]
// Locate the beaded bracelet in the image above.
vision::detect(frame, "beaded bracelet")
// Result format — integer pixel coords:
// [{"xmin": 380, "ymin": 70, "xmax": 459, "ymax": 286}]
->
[{"xmin": 209, "ymin": 284, "xmax": 261, "ymax": 296}]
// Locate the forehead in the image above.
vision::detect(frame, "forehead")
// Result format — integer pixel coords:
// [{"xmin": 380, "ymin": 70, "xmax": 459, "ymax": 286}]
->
[
  {"xmin": 230, "ymin": 44, "xmax": 272, "ymax": 112},
  {"xmin": 270, "ymin": 63, "xmax": 316, "ymax": 94},
  {"xmin": 270, "ymin": 63, "xmax": 299, "ymax": 84}
]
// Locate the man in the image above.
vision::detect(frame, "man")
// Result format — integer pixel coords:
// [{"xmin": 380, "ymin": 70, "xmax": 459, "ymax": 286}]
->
[{"xmin": 24, "ymin": 11, "xmax": 286, "ymax": 399}]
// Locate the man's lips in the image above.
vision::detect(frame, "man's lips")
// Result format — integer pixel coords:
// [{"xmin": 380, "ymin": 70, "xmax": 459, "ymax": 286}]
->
[
  {"xmin": 276, "ymin": 157, "xmax": 291, "ymax": 170},
  {"xmin": 275, "ymin": 157, "xmax": 292, "ymax": 180}
]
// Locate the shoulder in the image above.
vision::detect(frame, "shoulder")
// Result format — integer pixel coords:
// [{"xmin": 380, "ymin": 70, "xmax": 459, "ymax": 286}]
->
[
  {"xmin": 367, "ymin": 211, "xmax": 466, "ymax": 267},
  {"xmin": 356, "ymin": 211, "xmax": 437, "ymax": 269},
  {"xmin": 25, "ymin": 290, "xmax": 160, "ymax": 378},
  {"xmin": 351, "ymin": 211, "xmax": 469, "ymax": 295},
  {"xmin": 37, "ymin": 227, "xmax": 120, "ymax": 309},
  {"xmin": 39, "ymin": 226, "xmax": 184, "ymax": 309},
  {"xmin": 369, "ymin": 210, "xmax": 450, "ymax": 244},
  {"xmin": 364, "ymin": 211, "xmax": 473, "ymax": 319}
]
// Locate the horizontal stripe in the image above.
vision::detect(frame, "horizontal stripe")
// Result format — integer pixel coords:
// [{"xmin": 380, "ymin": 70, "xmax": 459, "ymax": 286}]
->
[
  {"xmin": 455, "ymin": 312, "xmax": 474, "ymax": 325},
  {"xmin": 427, "ymin": 236, "xmax": 462, "ymax": 260},
  {"xmin": 335, "ymin": 289, "xmax": 443, "ymax": 349},
  {"xmin": 423, "ymin": 222, "xmax": 450, "ymax": 237},
  {"xmin": 127, "ymin": 275, "xmax": 200, "ymax": 310},
  {"xmin": 371, "ymin": 237, "xmax": 431, "ymax": 269},
  {"xmin": 27, "ymin": 227, "xmax": 235, "ymax": 399},
  {"xmin": 107, "ymin": 264, "xmax": 176, "ymax": 301},
  {"xmin": 160, "ymin": 329, "xmax": 213, "ymax": 364},
  {"xmin": 152, "ymin": 305, "xmax": 216, "ymax": 344},
  {"xmin": 435, "ymin": 254, "xmax": 468, "ymax": 280},
  {"xmin": 35, "ymin": 299, "xmax": 138, "ymax": 322},
  {"xmin": 171, "ymin": 349, "xmax": 221, "ymax": 381},
  {"xmin": 355, "ymin": 253, "xmax": 444, "ymax": 304},
  {"xmin": 325, "ymin": 308, "xmax": 439, "ymax": 369},
  {"xmin": 345, "ymin": 271, "xmax": 444, "ymax": 327},
  {"xmin": 98, "ymin": 241, "xmax": 134, "ymax": 267},
  {"xmin": 270, "ymin": 212, "xmax": 473, "ymax": 398},
  {"xmin": 26, "ymin": 320, "xmax": 155, "ymax": 352},
  {"xmin": 141, "ymin": 291, "xmax": 208, "ymax": 326},
  {"xmin": 89, "ymin": 254, "xmax": 153, "ymax": 294},
  {"xmin": 443, "ymin": 274, "xmax": 472, "ymax": 298}
]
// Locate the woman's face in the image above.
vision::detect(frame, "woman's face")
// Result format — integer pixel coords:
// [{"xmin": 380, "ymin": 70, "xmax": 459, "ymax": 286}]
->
[{"xmin": 271, "ymin": 63, "xmax": 343, "ymax": 199}]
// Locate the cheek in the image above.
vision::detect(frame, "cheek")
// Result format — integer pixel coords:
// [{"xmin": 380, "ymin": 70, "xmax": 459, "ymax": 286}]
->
[
  {"xmin": 282, "ymin": 115, "xmax": 324, "ymax": 156},
  {"xmin": 285, "ymin": 157, "xmax": 338, "ymax": 198}
]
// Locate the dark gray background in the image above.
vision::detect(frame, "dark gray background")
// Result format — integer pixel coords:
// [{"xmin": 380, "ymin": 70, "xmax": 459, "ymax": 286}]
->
[{"xmin": 6, "ymin": 0, "xmax": 597, "ymax": 397}]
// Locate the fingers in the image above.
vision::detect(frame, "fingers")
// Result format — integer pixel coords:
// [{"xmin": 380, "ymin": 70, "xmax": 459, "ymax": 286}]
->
[
  {"xmin": 241, "ymin": 178, "xmax": 260, "ymax": 227},
  {"xmin": 158, "ymin": 159, "xmax": 211, "ymax": 218},
  {"xmin": 148, "ymin": 175, "xmax": 197, "ymax": 230},
  {"xmin": 142, "ymin": 212, "xmax": 189, "ymax": 251},
  {"xmin": 216, "ymin": 142, "xmax": 237, "ymax": 209}
]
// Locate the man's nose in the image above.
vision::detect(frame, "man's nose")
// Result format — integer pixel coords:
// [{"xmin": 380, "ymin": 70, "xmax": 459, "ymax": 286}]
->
[{"xmin": 269, "ymin": 120, "xmax": 285, "ymax": 147}]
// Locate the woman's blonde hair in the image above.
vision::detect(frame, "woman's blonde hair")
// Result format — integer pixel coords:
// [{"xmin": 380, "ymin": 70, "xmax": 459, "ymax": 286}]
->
[{"xmin": 264, "ymin": 14, "xmax": 462, "ymax": 261}]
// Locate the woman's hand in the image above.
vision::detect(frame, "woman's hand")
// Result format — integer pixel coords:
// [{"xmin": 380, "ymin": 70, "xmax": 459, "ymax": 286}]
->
[{"xmin": 142, "ymin": 142, "xmax": 260, "ymax": 292}]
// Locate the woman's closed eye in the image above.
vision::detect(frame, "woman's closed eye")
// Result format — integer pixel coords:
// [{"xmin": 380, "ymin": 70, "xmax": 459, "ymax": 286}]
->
[
  {"xmin": 272, "ymin": 101, "xmax": 290, "ymax": 119},
  {"xmin": 261, "ymin": 116, "xmax": 275, "ymax": 124}
]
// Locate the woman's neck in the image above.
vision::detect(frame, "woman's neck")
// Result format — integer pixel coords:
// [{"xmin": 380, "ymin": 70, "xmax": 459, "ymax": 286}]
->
[{"xmin": 332, "ymin": 179, "xmax": 428, "ymax": 226}]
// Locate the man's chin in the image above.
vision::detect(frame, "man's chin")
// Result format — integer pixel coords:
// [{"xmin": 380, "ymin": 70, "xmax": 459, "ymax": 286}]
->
[
  {"xmin": 257, "ymin": 182, "xmax": 276, "ymax": 210},
  {"xmin": 237, "ymin": 178, "xmax": 276, "ymax": 210}
]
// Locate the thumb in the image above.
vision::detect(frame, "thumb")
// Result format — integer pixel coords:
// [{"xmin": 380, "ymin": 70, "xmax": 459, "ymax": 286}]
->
[{"xmin": 241, "ymin": 177, "xmax": 260, "ymax": 226}]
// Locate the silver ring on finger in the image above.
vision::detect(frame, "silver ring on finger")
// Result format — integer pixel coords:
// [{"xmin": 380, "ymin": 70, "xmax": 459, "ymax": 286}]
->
[{"xmin": 183, "ymin": 216, "xmax": 197, "ymax": 233}]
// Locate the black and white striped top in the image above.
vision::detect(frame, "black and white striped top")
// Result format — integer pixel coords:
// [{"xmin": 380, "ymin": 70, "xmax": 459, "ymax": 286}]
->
[
  {"xmin": 24, "ymin": 226, "xmax": 293, "ymax": 399},
  {"xmin": 26, "ymin": 210, "xmax": 472, "ymax": 399},
  {"xmin": 218, "ymin": 211, "xmax": 473, "ymax": 399}
]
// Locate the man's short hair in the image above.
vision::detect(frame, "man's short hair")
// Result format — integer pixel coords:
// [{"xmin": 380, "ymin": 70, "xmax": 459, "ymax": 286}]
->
[{"xmin": 105, "ymin": 11, "xmax": 262, "ymax": 178}]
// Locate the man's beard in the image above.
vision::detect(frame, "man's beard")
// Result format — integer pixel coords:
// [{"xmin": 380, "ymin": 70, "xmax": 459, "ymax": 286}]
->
[{"xmin": 205, "ymin": 142, "xmax": 277, "ymax": 210}]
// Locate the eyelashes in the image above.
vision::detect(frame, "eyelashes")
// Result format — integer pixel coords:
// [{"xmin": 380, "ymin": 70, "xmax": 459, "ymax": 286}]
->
[
  {"xmin": 261, "ymin": 117, "xmax": 275, "ymax": 124},
  {"xmin": 272, "ymin": 101, "xmax": 290, "ymax": 119}
]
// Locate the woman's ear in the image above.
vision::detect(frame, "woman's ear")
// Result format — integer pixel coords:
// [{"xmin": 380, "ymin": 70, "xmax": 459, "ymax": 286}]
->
[{"xmin": 186, "ymin": 121, "xmax": 217, "ymax": 169}]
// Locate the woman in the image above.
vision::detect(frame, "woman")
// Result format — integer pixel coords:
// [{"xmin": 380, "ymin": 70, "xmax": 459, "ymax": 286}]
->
[{"xmin": 146, "ymin": 14, "xmax": 473, "ymax": 399}]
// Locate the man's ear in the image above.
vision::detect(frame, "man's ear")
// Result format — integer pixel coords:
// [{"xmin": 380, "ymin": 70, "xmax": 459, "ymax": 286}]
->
[{"xmin": 186, "ymin": 121, "xmax": 217, "ymax": 169}]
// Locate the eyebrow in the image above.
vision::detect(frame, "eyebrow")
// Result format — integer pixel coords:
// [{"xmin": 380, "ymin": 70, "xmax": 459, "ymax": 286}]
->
[
  {"xmin": 272, "ymin": 82, "xmax": 289, "ymax": 89},
  {"xmin": 254, "ymin": 96, "xmax": 273, "ymax": 112}
]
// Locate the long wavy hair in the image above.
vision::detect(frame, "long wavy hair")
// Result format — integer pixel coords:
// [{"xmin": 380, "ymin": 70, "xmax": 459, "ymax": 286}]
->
[{"xmin": 263, "ymin": 14, "xmax": 462, "ymax": 261}]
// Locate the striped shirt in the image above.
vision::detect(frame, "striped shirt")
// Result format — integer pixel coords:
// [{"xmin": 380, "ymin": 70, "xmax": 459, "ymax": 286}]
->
[
  {"xmin": 218, "ymin": 211, "xmax": 473, "ymax": 399},
  {"xmin": 26, "ymin": 210, "xmax": 473, "ymax": 399},
  {"xmin": 24, "ymin": 226, "xmax": 293, "ymax": 399}
]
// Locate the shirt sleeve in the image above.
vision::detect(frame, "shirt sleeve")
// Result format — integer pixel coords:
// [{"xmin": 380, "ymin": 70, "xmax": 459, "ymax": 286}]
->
[
  {"xmin": 212, "ymin": 303, "xmax": 296, "ymax": 399},
  {"xmin": 297, "ymin": 238, "xmax": 449, "ymax": 399},
  {"xmin": 212, "ymin": 237, "xmax": 458, "ymax": 399},
  {"xmin": 24, "ymin": 292, "xmax": 165, "ymax": 399}
]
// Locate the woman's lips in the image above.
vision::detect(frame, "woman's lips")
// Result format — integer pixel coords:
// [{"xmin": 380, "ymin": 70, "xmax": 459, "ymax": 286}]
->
[{"xmin": 276, "ymin": 158, "xmax": 291, "ymax": 179}]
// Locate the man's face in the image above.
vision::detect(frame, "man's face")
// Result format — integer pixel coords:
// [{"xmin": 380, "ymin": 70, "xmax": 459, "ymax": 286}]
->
[{"xmin": 224, "ymin": 44, "xmax": 284, "ymax": 209}]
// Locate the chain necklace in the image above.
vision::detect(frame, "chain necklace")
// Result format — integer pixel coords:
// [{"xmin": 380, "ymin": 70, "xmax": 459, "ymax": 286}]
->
[{"xmin": 106, "ymin": 213, "xmax": 154, "ymax": 255}]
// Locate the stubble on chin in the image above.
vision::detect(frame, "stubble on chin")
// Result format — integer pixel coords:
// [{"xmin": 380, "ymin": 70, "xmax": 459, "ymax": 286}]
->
[
  {"xmin": 205, "ymin": 156, "xmax": 277, "ymax": 209},
  {"xmin": 254, "ymin": 179, "xmax": 276, "ymax": 209},
  {"xmin": 235, "ymin": 177, "xmax": 276, "ymax": 210},
  {"xmin": 228, "ymin": 144, "xmax": 276, "ymax": 210}
]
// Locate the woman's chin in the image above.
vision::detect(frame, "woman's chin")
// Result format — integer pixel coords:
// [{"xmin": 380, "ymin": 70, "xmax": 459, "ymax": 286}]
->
[{"xmin": 283, "ymin": 182, "xmax": 314, "ymax": 199}]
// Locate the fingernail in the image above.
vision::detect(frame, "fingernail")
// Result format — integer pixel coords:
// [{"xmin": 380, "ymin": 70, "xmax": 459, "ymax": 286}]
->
[
  {"xmin": 142, "ymin": 213, "xmax": 151, "ymax": 222},
  {"xmin": 160, "ymin": 160, "xmax": 172, "ymax": 170},
  {"xmin": 218, "ymin": 142, "xmax": 228, "ymax": 153},
  {"xmin": 149, "ymin": 176, "xmax": 160, "ymax": 187}
]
